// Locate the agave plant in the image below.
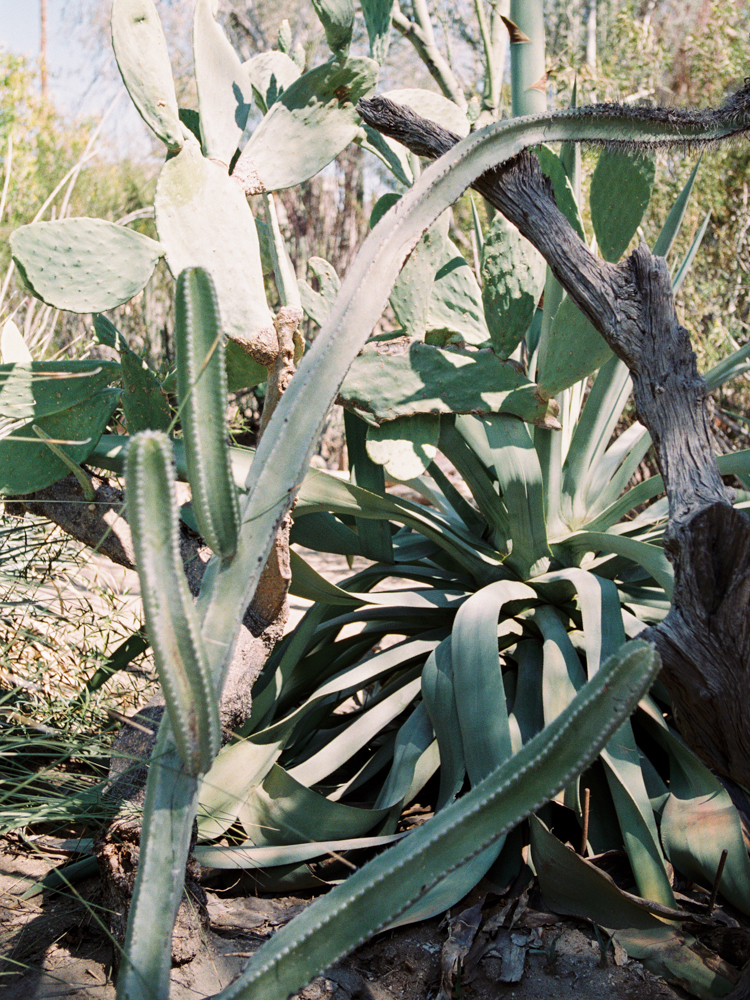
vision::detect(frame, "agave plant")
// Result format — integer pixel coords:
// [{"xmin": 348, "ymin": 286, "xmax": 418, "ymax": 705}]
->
[
  {"xmin": 190, "ymin": 18, "xmax": 750, "ymax": 998},
  {"xmin": 6, "ymin": 0, "xmax": 750, "ymax": 997}
]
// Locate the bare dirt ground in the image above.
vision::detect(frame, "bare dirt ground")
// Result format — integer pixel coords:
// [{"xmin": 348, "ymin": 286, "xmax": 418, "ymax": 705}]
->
[
  {"xmin": 0, "ymin": 842, "xmax": 686, "ymax": 1000},
  {"xmin": 0, "ymin": 543, "xmax": 694, "ymax": 1000}
]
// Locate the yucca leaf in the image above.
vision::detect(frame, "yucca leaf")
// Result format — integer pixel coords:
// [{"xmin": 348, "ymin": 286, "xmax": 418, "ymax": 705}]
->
[
  {"xmin": 452, "ymin": 580, "xmax": 535, "ymax": 783},
  {"xmin": 652, "ymin": 157, "xmax": 702, "ymax": 259}
]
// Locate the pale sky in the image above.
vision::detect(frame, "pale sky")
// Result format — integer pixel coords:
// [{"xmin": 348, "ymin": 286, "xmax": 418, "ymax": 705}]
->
[{"xmin": 0, "ymin": 0, "xmax": 152, "ymax": 156}]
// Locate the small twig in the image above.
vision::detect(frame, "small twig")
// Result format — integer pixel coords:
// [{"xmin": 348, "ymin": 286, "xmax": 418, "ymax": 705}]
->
[
  {"xmin": 32, "ymin": 424, "xmax": 96, "ymax": 502},
  {"xmin": 707, "ymin": 848, "xmax": 729, "ymax": 914},
  {"xmin": 106, "ymin": 709, "xmax": 157, "ymax": 735},
  {"xmin": 580, "ymin": 786, "xmax": 591, "ymax": 856}
]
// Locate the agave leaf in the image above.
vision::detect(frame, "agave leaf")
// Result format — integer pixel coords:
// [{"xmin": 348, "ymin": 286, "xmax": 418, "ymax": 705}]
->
[
  {"xmin": 213, "ymin": 640, "xmax": 660, "ymax": 1000},
  {"xmin": 289, "ymin": 548, "xmax": 362, "ymax": 606},
  {"xmin": 262, "ymin": 194, "xmax": 302, "ymax": 311},
  {"xmin": 704, "ymin": 339, "xmax": 750, "ymax": 391},
  {"xmin": 561, "ymin": 355, "xmax": 632, "ymax": 521},
  {"xmin": 287, "ymin": 670, "xmax": 424, "ymax": 787},
  {"xmin": 590, "ymin": 148, "xmax": 656, "ymax": 263},
  {"xmin": 533, "ymin": 420, "xmax": 566, "ymax": 540},
  {"xmin": 602, "ymin": 742, "xmax": 676, "ymax": 907},
  {"xmin": 639, "ymin": 702, "xmax": 750, "ymax": 915},
  {"xmin": 529, "ymin": 815, "xmax": 670, "ymax": 929},
  {"xmin": 244, "ymin": 605, "xmax": 331, "ymax": 735},
  {"xmin": 717, "ymin": 449, "xmax": 750, "ymax": 479},
  {"xmin": 534, "ymin": 569, "xmax": 673, "ymax": 904},
  {"xmin": 237, "ymin": 764, "xmax": 394, "ymax": 847},
  {"xmin": 252, "ymin": 635, "xmax": 446, "ymax": 750},
  {"xmin": 452, "ymin": 580, "xmax": 535, "ymax": 783},
  {"xmin": 344, "ymin": 408, "xmax": 393, "ymax": 562},
  {"xmin": 290, "ymin": 511, "xmax": 362, "ymax": 556},
  {"xmin": 508, "ymin": 640, "xmax": 545, "ymax": 749},
  {"xmin": 195, "ymin": 834, "xmax": 406, "ymax": 869},
  {"xmin": 532, "ymin": 815, "xmax": 734, "ymax": 997},
  {"xmin": 421, "ymin": 638, "xmax": 466, "ymax": 809},
  {"xmin": 374, "ymin": 701, "xmax": 436, "ymax": 809},
  {"xmin": 672, "ymin": 210, "xmax": 711, "ymax": 293},
  {"xmin": 421, "ymin": 460, "xmax": 488, "ymax": 535},
  {"xmin": 614, "ymin": 926, "xmax": 735, "ymax": 999},
  {"xmin": 385, "ymin": 843, "xmax": 504, "ymax": 930},
  {"xmin": 565, "ymin": 531, "xmax": 673, "ymax": 597},
  {"xmin": 536, "ymin": 568, "xmax": 624, "ymax": 670},
  {"xmin": 534, "ymin": 604, "xmax": 586, "ymax": 722},
  {"xmin": 297, "ymin": 465, "xmax": 506, "ymax": 580},
  {"xmin": 439, "ymin": 417, "xmax": 510, "ymax": 547},
  {"xmin": 198, "ymin": 736, "xmax": 287, "ymax": 841},
  {"xmin": 358, "ymin": 127, "xmax": 413, "ymax": 185},
  {"xmin": 478, "ymin": 413, "xmax": 550, "ymax": 577},
  {"xmin": 536, "ymin": 145, "xmax": 586, "ymax": 241},
  {"xmin": 652, "ymin": 157, "xmax": 702, "ymax": 259},
  {"xmin": 582, "ymin": 421, "xmax": 652, "ymax": 523},
  {"xmin": 583, "ymin": 473, "xmax": 666, "ymax": 533}
]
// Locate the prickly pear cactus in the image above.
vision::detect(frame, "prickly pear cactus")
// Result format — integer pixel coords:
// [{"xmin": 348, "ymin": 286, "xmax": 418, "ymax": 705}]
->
[{"xmin": 10, "ymin": 219, "xmax": 164, "ymax": 313}]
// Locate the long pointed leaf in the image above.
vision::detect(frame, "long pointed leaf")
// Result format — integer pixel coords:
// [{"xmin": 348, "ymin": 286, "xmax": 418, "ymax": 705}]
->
[{"xmin": 214, "ymin": 640, "xmax": 660, "ymax": 1000}]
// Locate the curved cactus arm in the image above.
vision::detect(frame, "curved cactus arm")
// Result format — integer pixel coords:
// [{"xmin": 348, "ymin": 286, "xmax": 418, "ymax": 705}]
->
[
  {"xmin": 127, "ymin": 431, "xmax": 220, "ymax": 776},
  {"xmin": 214, "ymin": 640, "xmax": 660, "ymax": 1000},
  {"xmin": 175, "ymin": 268, "xmax": 240, "ymax": 561}
]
